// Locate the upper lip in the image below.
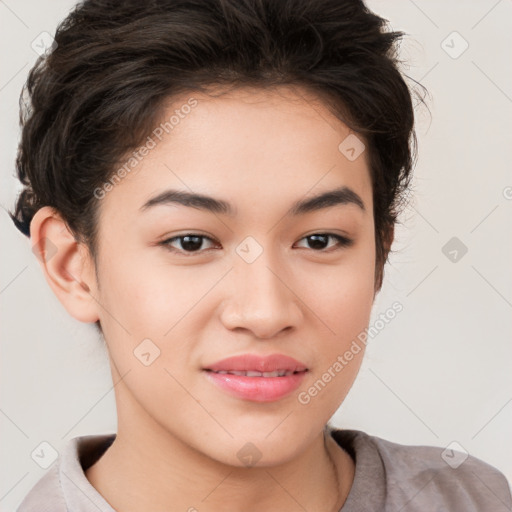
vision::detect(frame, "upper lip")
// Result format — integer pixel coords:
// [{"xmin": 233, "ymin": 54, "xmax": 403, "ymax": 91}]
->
[{"xmin": 204, "ymin": 354, "xmax": 308, "ymax": 373}]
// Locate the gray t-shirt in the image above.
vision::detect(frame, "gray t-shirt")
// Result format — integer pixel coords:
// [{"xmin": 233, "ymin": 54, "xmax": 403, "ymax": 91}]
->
[{"xmin": 16, "ymin": 427, "xmax": 512, "ymax": 511}]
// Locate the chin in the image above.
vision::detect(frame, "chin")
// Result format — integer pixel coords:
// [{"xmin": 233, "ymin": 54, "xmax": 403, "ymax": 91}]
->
[{"xmin": 194, "ymin": 425, "xmax": 314, "ymax": 469}]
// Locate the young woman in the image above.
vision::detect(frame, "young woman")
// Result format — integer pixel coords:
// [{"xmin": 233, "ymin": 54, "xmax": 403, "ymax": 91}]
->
[{"xmin": 10, "ymin": 0, "xmax": 511, "ymax": 510}]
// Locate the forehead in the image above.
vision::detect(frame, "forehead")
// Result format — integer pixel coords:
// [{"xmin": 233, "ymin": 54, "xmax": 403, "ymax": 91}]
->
[{"xmin": 98, "ymin": 86, "xmax": 373, "ymax": 222}]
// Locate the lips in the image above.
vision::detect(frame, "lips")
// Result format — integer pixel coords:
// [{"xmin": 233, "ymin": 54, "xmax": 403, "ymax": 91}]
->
[
  {"xmin": 204, "ymin": 353, "xmax": 308, "ymax": 373},
  {"xmin": 203, "ymin": 353, "xmax": 308, "ymax": 402}
]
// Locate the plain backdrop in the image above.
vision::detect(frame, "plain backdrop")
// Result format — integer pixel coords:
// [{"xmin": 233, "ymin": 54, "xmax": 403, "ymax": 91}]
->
[{"xmin": 1, "ymin": 0, "xmax": 511, "ymax": 510}]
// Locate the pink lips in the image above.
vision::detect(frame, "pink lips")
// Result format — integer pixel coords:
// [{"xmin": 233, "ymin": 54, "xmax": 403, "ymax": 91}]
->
[{"xmin": 203, "ymin": 354, "xmax": 308, "ymax": 402}]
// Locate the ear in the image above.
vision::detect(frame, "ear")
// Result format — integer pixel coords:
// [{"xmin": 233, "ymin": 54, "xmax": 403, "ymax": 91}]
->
[{"xmin": 29, "ymin": 206, "xmax": 100, "ymax": 323}]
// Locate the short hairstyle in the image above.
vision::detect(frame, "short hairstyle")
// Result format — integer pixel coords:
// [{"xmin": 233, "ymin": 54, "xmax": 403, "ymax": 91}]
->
[{"xmin": 9, "ymin": 0, "xmax": 427, "ymax": 292}]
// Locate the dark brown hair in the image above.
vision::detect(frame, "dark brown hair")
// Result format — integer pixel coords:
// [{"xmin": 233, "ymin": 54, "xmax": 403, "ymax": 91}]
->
[{"xmin": 9, "ymin": 0, "xmax": 427, "ymax": 292}]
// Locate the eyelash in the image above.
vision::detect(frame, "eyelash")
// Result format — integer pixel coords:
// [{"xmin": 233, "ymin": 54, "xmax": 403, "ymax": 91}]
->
[{"xmin": 159, "ymin": 232, "xmax": 353, "ymax": 256}]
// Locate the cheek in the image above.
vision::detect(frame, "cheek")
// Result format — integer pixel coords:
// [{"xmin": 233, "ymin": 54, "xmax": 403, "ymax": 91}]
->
[
  {"xmin": 305, "ymin": 272, "xmax": 374, "ymax": 387},
  {"xmin": 297, "ymin": 233, "xmax": 375, "ymax": 414},
  {"xmin": 98, "ymin": 245, "xmax": 209, "ymax": 331},
  {"xmin": 95, "ymin": 250, "xmax": 225, "ymax": 378},
  {"xmin": 306, "ymin": 234, "xmax": 376, "ymax": 338},
  {"xmin": 321, "ymin": 264, "xmax": 375, "ymax": 340},
  {"xmin": 296, "ymin": 259, "xmax": 374, "ymax": 417}
]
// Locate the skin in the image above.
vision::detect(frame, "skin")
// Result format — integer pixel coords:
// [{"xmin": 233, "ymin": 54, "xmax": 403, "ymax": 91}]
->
[{"xmin": 31, "ymin": 85, "xmax": 393, "ymax": 512}]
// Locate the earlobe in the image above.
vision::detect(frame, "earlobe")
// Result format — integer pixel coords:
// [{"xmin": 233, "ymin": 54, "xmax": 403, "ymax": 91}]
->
[{"xmin": 30, "ymin": 206, "xmax": 100, "ymax": 323}]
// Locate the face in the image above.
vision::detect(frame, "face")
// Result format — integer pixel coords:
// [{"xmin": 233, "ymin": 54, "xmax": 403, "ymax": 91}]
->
[{"xmin": 90, "ymin": 86, "xmax": 376, "ymax": 466}]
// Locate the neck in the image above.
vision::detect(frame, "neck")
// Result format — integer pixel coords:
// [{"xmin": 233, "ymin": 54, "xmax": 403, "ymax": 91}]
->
[{"xmin": 85, "ymin": 389, "xmax": 354, "ymax": 512}]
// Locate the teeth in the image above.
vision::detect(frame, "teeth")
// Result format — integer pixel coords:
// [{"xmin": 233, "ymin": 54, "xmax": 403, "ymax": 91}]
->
[
  {"xmin": 246, "ymin": 371, "xmax": 264, "ymax": 377},
  {"xmin": 214, "ymin": 370, "xmax": 295, "ymax": 377}
]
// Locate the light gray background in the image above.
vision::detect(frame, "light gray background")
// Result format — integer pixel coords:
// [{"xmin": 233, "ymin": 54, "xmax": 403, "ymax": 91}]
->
[{"xmin": 1, "ymin": 0, "xmax": 511, "ymax": 510}]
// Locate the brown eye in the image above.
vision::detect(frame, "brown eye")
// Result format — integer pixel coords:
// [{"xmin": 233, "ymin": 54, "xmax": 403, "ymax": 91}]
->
[
  {"xmin": 161, "ymin": 234, "xmax": 218, "ymax": 255},
  {"xmin": 295, "ymin": 233, "xmax": 353, "ymax": 251}
]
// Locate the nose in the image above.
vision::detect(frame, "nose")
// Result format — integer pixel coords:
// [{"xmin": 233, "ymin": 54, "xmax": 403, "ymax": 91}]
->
[{"xmin": 220, "ymin": 252, "xmax": 303, "ymax": 339}]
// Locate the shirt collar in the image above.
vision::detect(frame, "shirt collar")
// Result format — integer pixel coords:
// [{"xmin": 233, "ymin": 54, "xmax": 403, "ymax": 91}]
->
[
  {"xmin": 327, "ymin": 426, "xmax": 387, "ymax": 511},
  {"xmin": 60, "ymin": 433, "xmax": 117, "ymax": 512}
]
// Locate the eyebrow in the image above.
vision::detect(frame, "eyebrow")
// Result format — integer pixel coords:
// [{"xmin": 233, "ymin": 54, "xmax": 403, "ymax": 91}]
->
[{"xmin": 140, "ymin": 185, "xmax": 365, "ymax": 216}]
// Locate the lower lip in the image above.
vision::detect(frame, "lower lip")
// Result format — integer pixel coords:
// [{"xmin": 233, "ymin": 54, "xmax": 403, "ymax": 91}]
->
[{"xmin": 204, "ymin": 370, "xmax": 307, "ymax": 402}]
